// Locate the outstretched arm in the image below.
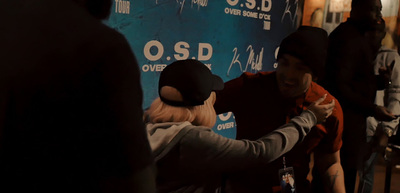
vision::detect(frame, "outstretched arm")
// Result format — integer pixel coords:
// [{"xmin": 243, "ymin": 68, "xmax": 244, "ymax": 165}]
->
[{"xmin": 180, "ymin": 96, "xmax": 335, "ymax": 172}]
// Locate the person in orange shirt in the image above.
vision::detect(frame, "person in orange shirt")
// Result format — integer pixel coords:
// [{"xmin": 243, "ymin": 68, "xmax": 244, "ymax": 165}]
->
[{"xmin": 215, "ymin": 26, "xmax": 345, "ymax": 193}]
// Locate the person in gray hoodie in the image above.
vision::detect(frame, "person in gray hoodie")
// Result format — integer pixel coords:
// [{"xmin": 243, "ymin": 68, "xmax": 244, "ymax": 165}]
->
[{"xmin": 145, "ymin": 59, "xmax": 335, "ymax": 193}]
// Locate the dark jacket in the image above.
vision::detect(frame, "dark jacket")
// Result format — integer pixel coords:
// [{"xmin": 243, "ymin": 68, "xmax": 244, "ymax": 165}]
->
[
  {"xmin": 323, "ymin": 19, "xmax": 378, "ymax": 117},
  {"xmin": 322, "ymin": 19, "xmax": 380, "ymax": 169}
]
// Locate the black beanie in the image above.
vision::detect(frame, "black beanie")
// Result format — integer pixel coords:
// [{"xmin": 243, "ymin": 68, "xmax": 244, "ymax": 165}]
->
[{"xmin": 277, "ymin": 26, "xmax": 328, "ymax": 79}]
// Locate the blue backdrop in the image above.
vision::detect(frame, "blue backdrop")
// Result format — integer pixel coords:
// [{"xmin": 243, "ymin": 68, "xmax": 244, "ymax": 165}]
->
[{"xmin": 106, "ymin": 0, "xmax": 300, "ymax": 138}]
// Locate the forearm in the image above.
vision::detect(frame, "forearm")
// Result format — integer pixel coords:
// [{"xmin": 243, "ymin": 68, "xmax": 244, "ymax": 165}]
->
[
  {"xmin": 287, "ymin": 109, "xmax": 316, "ymax": 141},
  {"xmin": 322, "ymin": 163, "xmax": 345, "ymax": 193},
  {"xmin": 382, "ymin": 91, "xmax": 400, "ymax": 131},
  {"xmin": 180, "ymin": 110, "xmax": 317, "ymax": 171},
  {"xmin": 315, "ymin": 150, "xmax": 345, "ymax": 193}
]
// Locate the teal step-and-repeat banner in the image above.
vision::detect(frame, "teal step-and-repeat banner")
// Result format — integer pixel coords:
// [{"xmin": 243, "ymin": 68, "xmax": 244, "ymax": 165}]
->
[{"xmin": 106, "ymin": 0, "xmax": 300, "ymax": 139}]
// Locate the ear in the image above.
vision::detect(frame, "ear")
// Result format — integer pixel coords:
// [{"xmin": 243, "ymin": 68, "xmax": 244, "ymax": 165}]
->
[{"xmin": 160, "ymin": 86, "xmax": 184, "ymax": 102}]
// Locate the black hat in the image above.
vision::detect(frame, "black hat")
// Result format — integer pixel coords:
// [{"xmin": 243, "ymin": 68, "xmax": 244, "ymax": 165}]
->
[
  {"xmin": 158, "ymin": 59, "xmax": 224, "ymax": 106},
  {"xmin": 277, "ymin": 26, "xmax": 328, "ymax": 79}
]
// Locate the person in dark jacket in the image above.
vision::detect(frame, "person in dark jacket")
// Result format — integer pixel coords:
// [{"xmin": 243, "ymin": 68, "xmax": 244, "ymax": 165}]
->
[
  {"xmin": 145, "ymin": 59, "xmax": 335, "ymax": 193},
  {"xmin": 322, "ymin": 0, "xmax": 396, "ymax": 192},
  {"xmin": 0, "ymin": 0, "xmax": 155, "ymax": 192}
]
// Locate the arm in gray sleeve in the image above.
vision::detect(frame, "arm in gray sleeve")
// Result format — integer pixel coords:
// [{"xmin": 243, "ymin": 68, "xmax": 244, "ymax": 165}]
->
[
  {"xmin": 382, "ymin": 90, "xmax": 400, "ymax": 133},
  {"xmin": 382, "ymin": 52, "xmax": 400, "ymax": 134},
  {"xmin": 179, "ymin": 110, "xmax": 317, "ymax": 172}
]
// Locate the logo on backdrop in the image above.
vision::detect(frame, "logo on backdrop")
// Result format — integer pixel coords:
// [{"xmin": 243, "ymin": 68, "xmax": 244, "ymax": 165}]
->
[
  {"xmin": 227, "ymin": 45, "xmax": 264, "ymax": 76},
  {"xmin": 115, "ymin": 0, "xmax": 130, "ymax": 14},
  {"xmin": 273, "ymin": 46, "xmax": 279, "ymax": 68},
  {"xmin": 217, "ymin": 112, "xmax": 236, "ymax": 131},
  {"xmin": 142, "ymin": 40, "xmax": 213, "ymax": 72},
  {"xmin": 224, "ymin": 0, "xmax": 272, "ymax": 30},
  {"xmin": 281, "ymin": 0, "xmax": 298, "ymax": 26},
  {"xmin": 155, "ymin": 0, "xmax": 209, "ymax": 13}
]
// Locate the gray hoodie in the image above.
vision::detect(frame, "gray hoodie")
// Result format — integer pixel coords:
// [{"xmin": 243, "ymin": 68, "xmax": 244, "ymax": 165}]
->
[{"xmin": 147, "ymin": 110, "xmax": 317, "ymax": 193}]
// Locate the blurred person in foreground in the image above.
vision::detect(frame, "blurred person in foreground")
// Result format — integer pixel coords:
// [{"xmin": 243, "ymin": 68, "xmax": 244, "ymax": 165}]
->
[
  {"xmin": 215, "ymin": 26, "xmax": 345, "ymax": 193},
  {"xmin": 0, "ymin": 0, "xmax": 155, "ymax": 192},
  {"xmin": 145, "ymin": 59, "xmax": 335, "ymax": 193},
  {"xmin": 322, "ymin": 0, "xmax": 396, "ymax": 192}
]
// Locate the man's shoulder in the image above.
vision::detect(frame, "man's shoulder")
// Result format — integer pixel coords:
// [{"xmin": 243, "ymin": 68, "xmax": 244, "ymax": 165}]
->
[
  {"xmin": 307, "ymin": 82, "xmax": 330, "ymax": 98},
  {"xmin": 235, "ymin": 71, "xmax": 276, "ymax": 89},
  {"xmin": 308, "ymin": 82, "xmax": 341, "ymax": 107},
  {"xmin": 303, "ymin": 83, "xmax": 343, "ymax": 154},
  {"xmin": 329, "ymin": 21, "xmax": 361, "ymax": 41}
]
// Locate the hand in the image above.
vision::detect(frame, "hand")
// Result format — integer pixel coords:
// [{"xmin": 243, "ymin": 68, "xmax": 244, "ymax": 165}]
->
[
  {"xmin": 371, "ymin": 126, "xmax": 390, "ymax": 153},
  {"xmin": 374, "ymin": 105, "xmax": 396, "ymax": 121},
  {"xmin": 307, "ymin": 94, "xmax": 335, "ymax": 124},
  {"xmin": 378, "ymin": 134, "xmax": 389, "ymax": 149}
]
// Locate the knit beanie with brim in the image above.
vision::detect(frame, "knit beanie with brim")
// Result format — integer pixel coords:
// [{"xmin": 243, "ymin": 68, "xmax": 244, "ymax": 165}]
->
[{"xmin": 277, "ymin": 26, "xmax": 328, "ymax": 79}]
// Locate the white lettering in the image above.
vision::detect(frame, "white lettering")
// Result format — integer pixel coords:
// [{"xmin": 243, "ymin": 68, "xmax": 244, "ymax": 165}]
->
[
  {"xmin": 174, "ymin": 41, "xmax": 190, "ymax": 60},
  {"xmin": 204, "ymin": 63, "xmax": 212, "ymax": 70},
  {"xmin": 227, "ymin": 47, "xmax": 242, "ymax": 76},
  {"xmin": 263, "ymin": 21, "xmax": 271, "ymax": 30},
  {"xmin": 156, "ymin": 64, "xmax": 166, "ymax": 71},
  {"xmin": 115, "ymin": 0, "xmax": 130, "ymax": 14},
  {"xmin": 261, "ymin": 0, "xmax": 272, "ymax": 12},
  {"xmin": 218, "ymin": 112, "xmax": 233, "ymax": 121},
  {"xmin": 192, "ymin": 0, "xmax": 208, "ymax": 9},
  {"xmin": 150, "ymin": 64, "xmax": 156, "ymax": 71},
  {"xmin": 141, "ymin": 64, "xmax": 167, "ymax": 72},
  {"xmin": 142, "ymin": 64, "xmax": 149, "ymax": 72},
  {"xmin": 198, "ymin": 43, "xmax": 213, "ymax": 61},
  {"xmin": 227, "ymin": 45, "xmax": 264, "ymax": 76},
  {"xmin": 144, "ymin": 40, "xmax": 164, "ymax": 61},
  {"xmin": 225, "ymin": 7, "xmax": 241, "ymax": 15},
  {"xmin": 217, "ymin": 122, "xmax": 235, "ymax": 131},
  {"xmin": 144, "ymin": 41, "xmax": 214, "ymax": 62},
  {"xmin": 281, "ymin": 0, "xmax": 298, "ymax": 25},
  {"xmin": 226, "ymin": 0, "xmax": 239, "ymax": 6},
  {"xmin": 247, "ymin": 45, "xmax": 263, "ymax": 71},
  {"xmin": 259, "ymin": 13, "xmax": 271, "ymax": 20},
  {"xmin": 245, "ymin": 0, "xmax": 256, "ymax": 9},
  {"xmin": 242, "ymin": 10, "xmax": 258, "ymax": 18},
  {"xmin": 274, "ymin": 47, "xmax": 279, "ymax": 68}
]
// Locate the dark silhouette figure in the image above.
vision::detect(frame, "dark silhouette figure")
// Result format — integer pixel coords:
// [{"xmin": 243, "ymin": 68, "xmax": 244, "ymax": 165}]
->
[
  {"xmin": 0, "ymin": 0, "xmax": 155, "ymax": 192},
  {"xmin": 322, "ymin": 0, "xmax": 395, "ymax": 192}
]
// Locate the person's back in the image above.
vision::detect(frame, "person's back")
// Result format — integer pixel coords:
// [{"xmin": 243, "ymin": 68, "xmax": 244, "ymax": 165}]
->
[
  {"xmin": 0, "ymin": 0, "xmax": 154, "ymax": 192},
  {"xmin": 324, "ymin": 19, "xmax": 377, "ymax": 114}
]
